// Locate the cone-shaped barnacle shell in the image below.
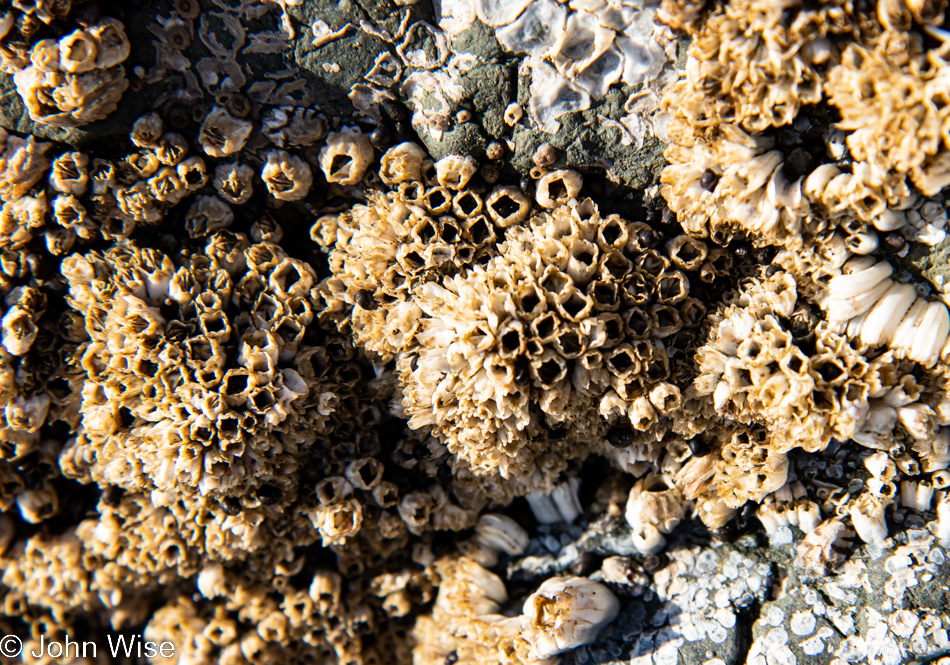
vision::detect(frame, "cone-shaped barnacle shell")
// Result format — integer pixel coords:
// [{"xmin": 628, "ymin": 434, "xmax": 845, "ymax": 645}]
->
[
  {"xmin": 624, "ymin": 473, "xmax": 686, "ymax": 554},
  {"xmin": 435, "ymin": 154, "xmax": 477, "ymax": 190},
  {"xmin": 319, "ymin": 126, "xmax": 374, "ymax": 185},
  {"xmin": 199, "ymin": 107, "xmax": 253, "ymax": 158},
  {"xmin": 89, "ymin": 18, "xmax": 132, "ymax": 68},
  {"xmin": 380, "ymin": 142, "xmax": 427, "ymax": 185},
  {"xmin": 130, "ymin": 113, "xmax": 163, "ymax": 149},
  {"xmin": 486, "ymin": 186, "xmax": 531, "ymax": 227},
  {"xmin": 49, "ymin": 151, "xmax": 90, "ymax": 196},
  {"xmin": 848, "ymin": 492, "xmax": 891, "ymax": 544},
  {"xmin": 213, "ymin": 162, "xmax": 255, "ymax": 205},
  {"xmin": 536, "ymin": 170, "xmax": 583, "ymax": 208},
  {"xmin": 521, "ymin": 576, "xmax": 620, "ymax": 659},
  {"xmin": 261, "ymin": 151, "xmax": 312, "ymax": 202},
  {"xmin": 59, "ymin": 28, "xmax": 98, "ymax": 73}
]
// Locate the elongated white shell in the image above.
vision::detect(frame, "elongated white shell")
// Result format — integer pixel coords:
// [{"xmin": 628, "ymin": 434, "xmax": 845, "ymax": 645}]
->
[
  {"xmin": 827, "ymin": 259, "xmax": 892, "ymax": 300},
  {"xmin": 908, "ymin": 301, "xmax": 950, "ymax": 367},
  {"xmin": 859, "ymin": 283, "xmax": 918, "ymax": 346}
]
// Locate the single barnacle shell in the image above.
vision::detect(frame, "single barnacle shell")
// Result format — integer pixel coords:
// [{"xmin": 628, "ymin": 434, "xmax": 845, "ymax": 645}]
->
[
  {"xmin": 88, "ymin": 18, "xmax": 131, "ymax": 68},
  {"xmin": 435, "ymin": 154, "xmax": 477, "ymax": 190},
  {"xmin": 197, "ymin": 564, "xmax": 227, "ymax": 599},
  {"xmin": 521, "ymin": 576, "xmax": 620, "ymax": 659},
  {"xmin": 625, "ymin": 473, "xmax": 685, "ymax": 554},
  {"xmin": 198, "ymin": 107, "xmax": 253, "ymax": 158},
  {"xmin": 16, "ymin": 482, "xmax": 58, "ymax": 523},
  {"xmin": 795, "ymin": 518, "xmax": 852, "ymax": 575},
  {"xmin": 380, "ymin": 142, "xmax": 427, "ymax": 185},
  {"xmin": 154, "ymin": 133, "xmax": 189, "ymax": 166},
  {"xmin": 213, "ymin": 162, "xmax": 255, "ymax": 205},
  {"xmin": 665, "ymin": 235, "xmax": 707, "ymax": 271},
  {"xmin": 849, "ymin": 493, "xmax": 890, "ymax": 544},
  {"xmin": 319, "ymin": 126, "xmax": 374, "ymax": 185},
  {"xmin": 2, "ymin": 305, "xmax": 38, "ymax": 355},
  {"xmin": 49, "ymin": 151, "xmax": 90, "ymax": 195},
  {"xmin": 130, "ymin": 113, "xmax": 164, "ymax": 149},
  {"xmin": 262, "ymin": 150, "xmax": 312, "ymax": 202},
  {"xmin": 536, "ymin": 170, "xmax": 582, "ymax": 208},
  {"xmin": 486, "ymin": 186, "xmax": 531, "ymax": 227},
  {"xmin": 59, "ymin": 28, "xmax": 98, "ymax": 73},
  {"xmin": 184, "ymin": 196, "xmax": 233, "ymax": 239},
  {"xmin": 147, "ymin": 167, "xmax": 187, "ymax": 206}
]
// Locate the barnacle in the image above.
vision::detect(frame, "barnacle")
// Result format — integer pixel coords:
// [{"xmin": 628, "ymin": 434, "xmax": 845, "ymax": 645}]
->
[{"xmin": 13, "ymin": 20, "xmax": 131, "ymax": 127}]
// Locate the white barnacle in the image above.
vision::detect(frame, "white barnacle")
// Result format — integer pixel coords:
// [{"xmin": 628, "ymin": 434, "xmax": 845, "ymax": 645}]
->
[
  {"xmin": 319, "ymin": 127, "xmax": 373, "ymax": 186},
  {"xmin": 262, "ymin": 151, "xmax": 312, "ymax": 202},
  {"xmin": 521, "ymin": 576, "xmax": 620, "ymax": 659}
]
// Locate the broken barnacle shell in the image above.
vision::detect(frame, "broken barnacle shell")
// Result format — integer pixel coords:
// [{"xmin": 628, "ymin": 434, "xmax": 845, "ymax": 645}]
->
[
  {"xmin": 435, "ymin": 154, "xmax": 478, "ymax": 191},
  {"xmin": 521, "ymin": 576, "xmax": 620, "ymax": 659},
  {"xmin": 380, "ymin": 142, "xmax": 427, "ymax": 185}
]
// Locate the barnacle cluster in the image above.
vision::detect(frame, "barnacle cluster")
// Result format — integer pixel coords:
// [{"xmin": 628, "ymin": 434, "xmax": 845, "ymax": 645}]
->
[
  {"xmin": 3, "ymin": 0, "xmax": 950, "ymax": 663},
  {"xmin": 13, "ymin": 18, "xmax": 132, "ymax": 127},
  {"xmin": 316, "ymin": 150, "xmax": 717, "ymax": 478}
]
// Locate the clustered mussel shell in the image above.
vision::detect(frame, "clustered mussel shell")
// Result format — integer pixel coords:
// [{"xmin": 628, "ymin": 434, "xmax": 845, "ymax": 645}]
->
[{"xmin": 0, "ymin": 0, "xmax": 950, "ymax": 663}]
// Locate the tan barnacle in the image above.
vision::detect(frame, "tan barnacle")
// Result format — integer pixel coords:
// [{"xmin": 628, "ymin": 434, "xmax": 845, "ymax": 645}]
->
[
  {"xmin": 521, "ymin": 576, "xmax": 620, "ymax": 659},
  {"xmin": 130, "ymin": 113, "xmax": 163, "ymax": 149},
  {"xmin": 88, "ymin": 18, "xmax": 131, "ymax": 68},
  {"xmin": 154, "ymin": 133, "xmax": 189, "ymax": 167},
  {"xmin": 380, "ymin": 142, "xmax": 427, "ymax": 185},
  {"xmin": 184, "ymin": 195, "xmax": 233, "ymax": 238},
  {"xmin": 177, "ymin": 156, "xmax": 209, "ymax": 191},
  {"xmin": 848, "ymin": 492, "xmax": 891, "ymax": 545},
  {"xmin": 261, "ymin": 150, "xmax": 312, "ymax": 202},
  {"xmin": 0, "ymin": 133, "xmax": 51, "ymax": 202},
  {"xmin": 485, "ymin": 186, "xmax": 531, "ymax": 228},
  {"xmin": 58, "ymin": 28, "xmax": 98, "ymax": 73},
  {"xmin": 2, "ymin": 306, "xmax": 38, "ymax": 356},
  {"xmin": 435, "ymin": 154, "xmax": 477, "ymax": 191},
  {"xmin": 198, "ymin": 107, "xmax": 253, "ymax": 158},
  {"xmin": 144, "ymin": 166, "xmax": 186, "ymax": 207},
  {"xmin": 49, "ymin": 151, "xmax": 89, "ymax": 195},
  {"xmin": 624, "ymin": 473, "xmax": 686, "ymax": 555},
  {"xmin": 318, "ymin": 126, "xmax": 374, "ymax": 186},
  {"xmin": 16, "ymin": 482, "xmax": 58, "ymax": 524},
  {"xmin": 535, "ymin": 170, "xmax": 583, "ymax": 208},
  {"xmin": 209, "ymin": 162, "xmax": 254, "ymax": 205},
  {"xmin": 795, "ymin": 518, "xmax": 852, "ymax": 575},
  {"xmin": 52, "ymin": 194, "xmax": 94, "ymax": 239},
  {"xmin": 114, "ymin": 181, "xmax": 160, "ymax": 223}
]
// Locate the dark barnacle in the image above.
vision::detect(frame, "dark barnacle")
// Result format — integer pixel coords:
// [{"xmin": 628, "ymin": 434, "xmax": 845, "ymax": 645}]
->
[
  {"xmin": 699, "ymin": 169, "xmax": 719, "ymax": 191},
  {"xmin": 355, "ymin": 289, "xmax": 378, "ymax": 310},
  {"xmin": 606, "ymin": 427, "xmax": 635, "ymax": 448},
  {"xmin": 688, "ymin": 438, "xmax": 710, "ymax": 456}
]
